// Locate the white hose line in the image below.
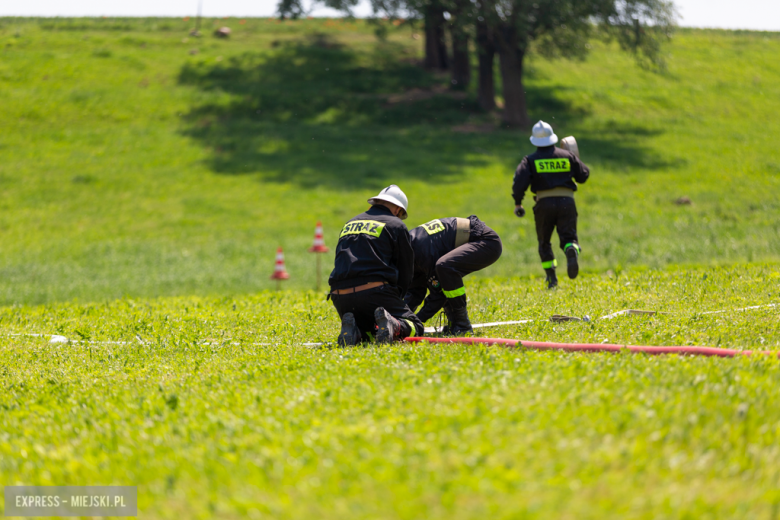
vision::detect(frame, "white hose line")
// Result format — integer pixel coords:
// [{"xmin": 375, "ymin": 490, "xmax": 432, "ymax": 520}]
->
[
  {"xmin": 0, "ymin": 302, "xmax": 775, "ymax": 346},
  {"xmin": 700, "ymin": 303, "xmax": 779, "ymax": 315},
  {"xmin": 600, "ymin": 303, "xmax": 778, "ymax": 320},
  {"xmin": 424, "ymin": 319, "xmax": 533, "ymax": 334},
  {"xmin": 600, "ymin": 309, "xmax": 664, "ymax": 320}
]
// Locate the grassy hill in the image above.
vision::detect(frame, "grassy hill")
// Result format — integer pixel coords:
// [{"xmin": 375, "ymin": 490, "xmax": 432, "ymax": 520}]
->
[
  {"xmin": 0, "ymin": 18, "xmax": 779, "ymax": 304},
  {"xmin": 2, "ymin": 18, "xmax": 780, "ymax": 519}
]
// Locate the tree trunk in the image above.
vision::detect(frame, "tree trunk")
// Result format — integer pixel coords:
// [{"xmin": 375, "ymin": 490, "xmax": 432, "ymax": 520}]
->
[
  {"xmin": 447, "ymin": 0, "xmax": 470, "ymax": 90},
  {"xmin": 450, "ymin": 30, "xmax": 470, "ymax": 90},
  {"xmin": 498, "ymin": 35, "xmax": 528, "ymax": 127},
  {"xmin": 423, "ymin": 5, "xmax": 448, "ymax": 71},
  {"xmin": 475, "ymin": 19, "xmax": 495, "ymax": 111}
]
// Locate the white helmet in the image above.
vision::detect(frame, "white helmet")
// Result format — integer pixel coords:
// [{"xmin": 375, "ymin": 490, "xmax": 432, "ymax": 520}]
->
[
  {"xmin": 530, "ymin": 120, "xmax": 558, "ymax": 147},
  {"xmin": 368, "ymin": 184, "xmax": 408, "ymax": 220}
]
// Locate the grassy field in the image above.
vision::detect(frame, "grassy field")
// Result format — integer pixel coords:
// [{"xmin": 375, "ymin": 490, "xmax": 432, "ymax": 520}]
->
[
  {"xmin": 0, "ymin": 18, "xmax": 779, "ymax": 303},
  {"xmin": 2, "ymin": 266, "xmax": 780, "ymax": 519},
  {"xmin": 2, "ymin": 16, "xmax": 780, "ymax": 519}
]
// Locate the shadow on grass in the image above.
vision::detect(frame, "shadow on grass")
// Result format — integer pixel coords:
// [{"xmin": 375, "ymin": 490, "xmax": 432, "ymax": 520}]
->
[
  {"xmin": 178, "ymin": 34, "xmax": 677, "ymax": 189},
  {"xmin": 576, "ymin": 131, "xmax": 685, "ymax": 172}
]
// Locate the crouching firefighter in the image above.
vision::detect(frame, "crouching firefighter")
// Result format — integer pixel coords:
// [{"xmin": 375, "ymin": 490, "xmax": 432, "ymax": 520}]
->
[
  {"xmin": 513, "ymin": 120, "xmax": 590, "ymax": 289},
  {"xmin": 404, "ymin": 216, "xmax": 502, "ymax": 334},
  {"xmin": 328, "ymin": 185, "xmax": 424, "ymax": 346}
]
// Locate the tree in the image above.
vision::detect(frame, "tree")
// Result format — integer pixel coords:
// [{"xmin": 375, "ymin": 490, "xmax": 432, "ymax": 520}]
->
[
  {"xmin": 379, "ymin": 0, "xmax": 470, "ymax": 86},
  {"xmin": 277, "ymin": 0, "xmax": 362, "ymax": 19},
  {"xmin": 475, "ymin": 11, "xmax": 497, "ymax": 110},
  {"xmin": 445, "ymin": 0, "xmax": 473, "ymax": 89},
  {"xmin": 276, "ymin": 0, "xmax": 676, "ymax": 128},
  {"xmin": 423, "ymin": 1, "xmax": 449, "ymax": 70},
  {"xmin": 276, "ymin": 0, "xmax": 305, "ymax": 19},
  {"xmin": 478, "ymin": 0, "xmax": 676, "ymax": 126}
]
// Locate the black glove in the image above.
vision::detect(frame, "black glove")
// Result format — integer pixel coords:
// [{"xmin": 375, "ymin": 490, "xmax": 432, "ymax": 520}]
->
[{"xmin": 514, "ymin": 206, "xmax": 525, "ymax": 218}]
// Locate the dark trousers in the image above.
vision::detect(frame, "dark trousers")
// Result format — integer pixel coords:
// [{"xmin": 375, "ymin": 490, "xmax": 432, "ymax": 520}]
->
[
  {"xmin": 436, "ymin": 227, "xmax": 503, "ymax": 309},
  {"xmin": 533, "ymin": 197, "xmax": 579, "ymax": 267},
  {"xmin": 331, "ymin": 284, "xmax": 424, "ymax": 340}
]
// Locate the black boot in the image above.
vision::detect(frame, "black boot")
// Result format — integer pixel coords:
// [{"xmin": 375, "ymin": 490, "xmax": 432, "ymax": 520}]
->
[
  {"xmin": 545, "ymin": 268, "xmax": 558, "ymax": 289},
  {"xmin": 440, "ymin": 303, "xmax": 452, "ymax": 335},
  {"xmin": 444, "ymin": 305, "xmax": 473, "ymax": 335},
  {"xmin": 565, "ymin": 245, "xmax": 579, "ymax": 279},
  {"xmin": 374, "ymin": 307, "xmax": 401, "ymax": 344},
  {"xmin": 439, "ymin": 302, "xmax": 453, "ymax": 335},
  {"xmin": 338, "ymin": 312, "xmax": 361, "ymax": 346}
]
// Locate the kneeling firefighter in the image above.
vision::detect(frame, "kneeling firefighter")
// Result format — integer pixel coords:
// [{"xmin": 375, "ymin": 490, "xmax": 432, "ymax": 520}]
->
[
  {"xmin": 404, "ymin": 216, "xmax": 502, "ymax": 334},
  {"xmin": 328, "ymin": 185, "xmax": 424, "ymax": 346},
  {"xmin": 513, "ymin": 120, "xmax": 590, "ymax": 289}
]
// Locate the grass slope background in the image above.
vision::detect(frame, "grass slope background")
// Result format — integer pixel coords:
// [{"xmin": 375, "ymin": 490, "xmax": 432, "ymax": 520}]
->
[
  {"xmin": 0, "ymin": 18, "xmax": 779, "ymax": 304},
  {"xmin": 3, "ymin": 18, "xmax": 780, "ymax": 519}
]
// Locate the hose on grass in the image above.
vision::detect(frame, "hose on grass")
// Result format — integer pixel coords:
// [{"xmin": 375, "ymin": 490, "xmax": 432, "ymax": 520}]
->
[
  {"xmin": 405, "ymin": 336, "xmax": 780, "ymax": 358},
  {"xmin": 2, "ymin": 303, "xmax": 777, "ymax": 352}
]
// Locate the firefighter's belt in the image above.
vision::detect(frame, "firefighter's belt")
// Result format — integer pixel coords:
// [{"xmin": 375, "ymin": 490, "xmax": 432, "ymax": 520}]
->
[
  {"xmin": 331, "ymin": 281, "xmax": 387, "ymax": 295},
  {"xmin": 455, "ymin": 218, "xmax": 471, "ymax": 248},
  {"xmin": 536, "ymin": 187, "xmax": 574, "ymax": 200}
]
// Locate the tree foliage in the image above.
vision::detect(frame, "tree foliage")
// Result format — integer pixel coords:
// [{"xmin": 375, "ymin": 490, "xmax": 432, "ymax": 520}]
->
[{"xmin": 277, "ymin": 0, "xmax": 677, "ymax": 126}]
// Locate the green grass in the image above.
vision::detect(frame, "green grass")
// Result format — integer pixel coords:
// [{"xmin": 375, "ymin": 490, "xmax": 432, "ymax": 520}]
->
[
  {"xmin": 2, "ymin": 17, "xmax": 780, "ymax": 519},
  {"xmin": 2, "ymin": 266, "xmax": 780, "ymax": 519},
  {"xmin": 0, "ymin": 19, "xmax": 779, "ymax": 304}
]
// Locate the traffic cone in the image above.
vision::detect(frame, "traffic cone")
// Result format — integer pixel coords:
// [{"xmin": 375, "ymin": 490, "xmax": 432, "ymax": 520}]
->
[
  {"xmin": 308, "ymin": 221, "xmax": 330, "ymax": 253},
  {"xmin": 270, "ymin": 247, "xmax": 289, "ymax": 290},
  {"xmin": 308, "ymin": 221, "xmax": 329, "ymax": 291}
]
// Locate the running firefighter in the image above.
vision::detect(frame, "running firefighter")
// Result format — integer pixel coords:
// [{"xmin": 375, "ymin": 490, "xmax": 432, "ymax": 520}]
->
[{"xmin": 513, "ymin": 120, "xmax": 590, "ymax": 289}]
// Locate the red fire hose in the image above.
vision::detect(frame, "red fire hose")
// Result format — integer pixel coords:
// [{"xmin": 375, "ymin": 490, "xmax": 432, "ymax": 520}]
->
[{"xmin": 404, "ymin": 337, "xmax": 779, "ymax": 358}]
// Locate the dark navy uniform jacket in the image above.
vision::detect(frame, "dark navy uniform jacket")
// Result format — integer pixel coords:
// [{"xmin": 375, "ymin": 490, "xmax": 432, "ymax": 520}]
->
[
  {"xmin": 328, "ymin": 205, "xmax": 414, "ymax": 294},
  {"xmin": 512, "ymin": 145, "xmax": 590, "ymax": 205},
  {"xmin": 405, "ymin": 216, "xmax": 491, "ymax": 322},
  {"xmin": 407, "ymin": 217, "xmax": 468, "ymax": 282}
]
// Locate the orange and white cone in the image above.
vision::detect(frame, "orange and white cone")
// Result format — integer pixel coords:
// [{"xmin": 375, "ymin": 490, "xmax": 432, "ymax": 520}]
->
[
  {"xmin": 270, "ymin": 247, "xmax": 290, "ymax": 280},
  {"xmin": 308, "ymin": 221, "xmax": 330, "ymax": 253}
]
